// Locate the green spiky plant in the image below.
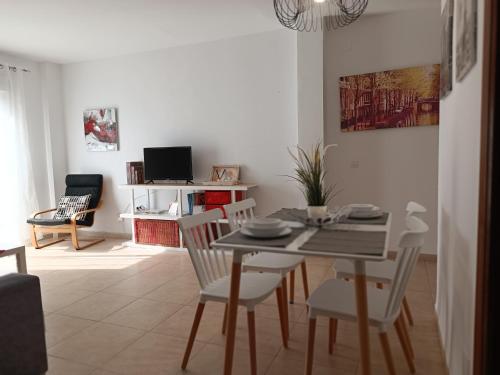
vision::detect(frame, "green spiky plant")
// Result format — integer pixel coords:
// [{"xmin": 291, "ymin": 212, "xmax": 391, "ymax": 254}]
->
[{"xmin": 288, "ymin": 143, "xmax": 336, "ymax": 207}]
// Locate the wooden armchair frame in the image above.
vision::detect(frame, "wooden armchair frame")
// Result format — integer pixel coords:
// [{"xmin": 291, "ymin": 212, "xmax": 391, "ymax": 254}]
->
[{"xmin": 29, "ymin": 201, "xmax": 104, "ymax": 250}]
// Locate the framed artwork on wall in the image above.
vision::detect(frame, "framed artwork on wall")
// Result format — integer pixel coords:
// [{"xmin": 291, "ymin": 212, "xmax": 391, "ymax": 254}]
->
[
  {"xmin": 83, "ymin": 107, "xmax": 119, "ymax": 151},
  {"xmin": 456, "ymin": 0, "xmax": 477, "ymax": 81},
  {"xmin": 440, "ymin": 0, "xmax": 453, "ymax": 98},
  {"xmin": 339, "ymin": 64, "xmax": 440, "ymax": 132}
]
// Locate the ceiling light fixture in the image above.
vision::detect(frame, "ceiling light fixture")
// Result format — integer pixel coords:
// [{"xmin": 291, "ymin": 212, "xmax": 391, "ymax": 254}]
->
[{"xmin": 274, "ymin": 0, "xmax": 369, "ymax": 31}]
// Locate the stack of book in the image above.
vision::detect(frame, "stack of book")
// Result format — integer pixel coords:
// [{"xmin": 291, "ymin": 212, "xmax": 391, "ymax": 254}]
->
[{"xmin": 126, "ymin": 161, "xmax": 144, "ymax": 184}]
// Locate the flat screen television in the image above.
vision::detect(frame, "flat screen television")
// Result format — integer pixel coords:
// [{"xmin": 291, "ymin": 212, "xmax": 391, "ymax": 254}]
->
[{"xmin": 143, "ymin": 146, "xmax": 193, "ymax": 182}]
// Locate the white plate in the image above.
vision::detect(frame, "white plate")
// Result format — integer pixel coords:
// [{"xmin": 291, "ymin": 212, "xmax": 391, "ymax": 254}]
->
[
  {"xmin": 349, "ymin": 210, "xmax": 384, "ymax": 219},
  {"xmin": 241, "ymin": 227, "xmax": 292, "ymax": 239},
  {"xmin": 283, "ymin": 220, "xmax": 305, "ymax": 229},
  {"xmin": 349, "ymin": 204, "xmax": 379, "ymax": 212}
]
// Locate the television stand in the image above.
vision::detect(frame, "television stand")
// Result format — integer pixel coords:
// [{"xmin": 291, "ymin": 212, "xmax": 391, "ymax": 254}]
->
[{"xmin": 118, "ymin": 183, "xmax": 257, "ymax": 249}]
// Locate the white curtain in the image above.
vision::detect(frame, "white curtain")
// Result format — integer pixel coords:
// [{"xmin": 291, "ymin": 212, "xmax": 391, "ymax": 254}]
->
[{"xmin": 0, "ymin": 66, "xmax": 39, "ymax": 245}]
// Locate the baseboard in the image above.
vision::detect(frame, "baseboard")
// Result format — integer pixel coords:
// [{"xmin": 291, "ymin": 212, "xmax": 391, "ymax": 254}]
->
[
  {"xmin": 77, "ymin": 230, "xmax": 131, "ymax": 240},
  {"xmin": 388, "ymin": 250, "xmax": 437, "ymax": 262}
]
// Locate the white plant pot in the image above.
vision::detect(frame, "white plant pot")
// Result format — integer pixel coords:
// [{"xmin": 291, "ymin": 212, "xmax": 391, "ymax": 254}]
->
[{"xmin": 307, "ymin": 205, "xmax": 328, "ymax": 219}]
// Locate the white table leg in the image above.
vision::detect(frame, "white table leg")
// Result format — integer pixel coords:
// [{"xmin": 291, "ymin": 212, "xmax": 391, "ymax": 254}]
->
[
  {"xmin": 223, "ymin": 251, "xmax": 243, "ymax": 375},
  {"xmin": 354, "ymin": 260, "xmax": 371, "ymax": 375},
  {"xmin": 131, "ymin": 189, "xmax": 136, "ymax": 243},
  {"xmin": 15, "ymin": 247, "xmax": 27, "ymax": 274}
]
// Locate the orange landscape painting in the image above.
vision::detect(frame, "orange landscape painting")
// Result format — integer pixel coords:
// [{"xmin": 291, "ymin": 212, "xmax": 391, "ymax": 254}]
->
[{"xmin": 339, "ymin": 64, "xmax": 440, "ymax": 132}]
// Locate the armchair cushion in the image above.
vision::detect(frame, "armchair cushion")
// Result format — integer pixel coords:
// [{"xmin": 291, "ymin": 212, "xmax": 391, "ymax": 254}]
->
[
  {"xmin": 26, "ymin": 217, "xmax": 90, "ymax": 226},
  {"xmin": 53, "ymin": 195, "xmax": 91, "ymax": 221},
  {"xmin": 65, "ymin": 174, "xmax": 103, "ymax": 226}
]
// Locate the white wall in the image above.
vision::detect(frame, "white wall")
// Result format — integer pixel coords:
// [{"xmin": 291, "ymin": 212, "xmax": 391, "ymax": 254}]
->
[
  {"xmin": 436, "ymin": 0, "xmax": 484, "ymax": 373},
  {"xmin": 297, "ymin": 31, "xmax": 323, "ymax": 148},
  {"xmin": 323, "ymin": 9, "xmax": 440, "ymax": 254},
  {"xmin": 62, "ymin": 30, "xmax": 301, "ymax": 234},
  {"xmin": 0, "ymin": 52, "xmax": 53, "ymax": 211}
]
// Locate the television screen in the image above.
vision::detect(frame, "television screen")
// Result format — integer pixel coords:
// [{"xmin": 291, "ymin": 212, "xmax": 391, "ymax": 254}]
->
[{"xmin": 143, "ymin": 147, "xmax": 193, "ymax": 181}]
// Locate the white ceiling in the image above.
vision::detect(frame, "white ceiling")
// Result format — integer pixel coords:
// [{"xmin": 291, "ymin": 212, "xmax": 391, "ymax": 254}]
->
[{"xmin": 0, "ymin": 0, "xmax": 439, "ymax": 64}]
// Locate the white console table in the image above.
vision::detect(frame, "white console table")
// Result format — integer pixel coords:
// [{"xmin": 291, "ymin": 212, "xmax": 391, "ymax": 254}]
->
[{"xmin": 118, "ymin": 183, "xmax": 257, "ymax": 248}]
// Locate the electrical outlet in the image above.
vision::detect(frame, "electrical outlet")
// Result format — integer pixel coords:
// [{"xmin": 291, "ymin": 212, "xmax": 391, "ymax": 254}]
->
[{"xmin": 351, "ymin": 160, "xmax": 360, "ymax": 168}]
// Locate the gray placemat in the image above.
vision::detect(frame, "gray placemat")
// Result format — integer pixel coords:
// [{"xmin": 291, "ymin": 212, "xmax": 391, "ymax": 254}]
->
[
  {"xmin": 299, "ymin": 229, "xmax": 386, "ymax": 255},
  {"xmin": 268, "ymin": 208, "xmax": 308, "ymax": 222},
  {"xmin": 338, "ymin": 212, "xmax": 389, "ymax": 225},
  {"xmin": 216, "ymin": 228, "xmax": 305, "ymax": 248}
]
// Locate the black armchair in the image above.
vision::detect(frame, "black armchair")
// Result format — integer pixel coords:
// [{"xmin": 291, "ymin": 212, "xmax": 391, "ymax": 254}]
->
[{"xmin": 27, "ymin": 174, "xmax": 104, "ymax": 250}]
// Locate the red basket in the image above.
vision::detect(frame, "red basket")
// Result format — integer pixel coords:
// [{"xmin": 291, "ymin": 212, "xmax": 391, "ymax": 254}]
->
[
  {"xmin": 134, "ymin": 219, "xmax": 180, "ymax": 247},
  {"xmin": 205, "ymin": 191, "xmax": 243, "ymax": 205}
]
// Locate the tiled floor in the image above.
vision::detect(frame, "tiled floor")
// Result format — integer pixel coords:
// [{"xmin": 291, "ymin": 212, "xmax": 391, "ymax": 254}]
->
[{"xmin": 1, "ymin": 239, "xmax": 447, "ymax": 374}]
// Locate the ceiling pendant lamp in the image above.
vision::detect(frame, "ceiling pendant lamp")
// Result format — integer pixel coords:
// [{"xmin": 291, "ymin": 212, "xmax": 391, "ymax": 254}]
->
[{"xmin": 273, "ymin": 0, "xmax": 369, "ymax": 31}]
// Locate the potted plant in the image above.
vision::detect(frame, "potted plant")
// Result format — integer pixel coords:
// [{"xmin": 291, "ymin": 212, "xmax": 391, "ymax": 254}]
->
[{"xmin": 288, "ymin": 143, "xmax": 336, "ymax": 219}]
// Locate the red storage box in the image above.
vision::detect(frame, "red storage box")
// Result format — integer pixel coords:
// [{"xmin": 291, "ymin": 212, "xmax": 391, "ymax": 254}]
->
[
  {"xmin": 134, "ymin": 219, "xmax": 180, "ymax": 247},
  {"xmin": 205, "ymin": 191, "xmax": 243, "ymax": 205}
]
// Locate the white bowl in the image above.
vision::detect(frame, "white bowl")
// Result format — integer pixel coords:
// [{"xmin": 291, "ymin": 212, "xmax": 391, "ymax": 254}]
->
[
  {"xmin": 349, "ymin": 204, "xmax": 378, "ymax": 212},
  {"xmin": 248, "ymin": 218, "xmax": 283, "ymax": 228},
  {"xmin": 243, "ymin": 222, "xmax": 288, "ymax": 233}
]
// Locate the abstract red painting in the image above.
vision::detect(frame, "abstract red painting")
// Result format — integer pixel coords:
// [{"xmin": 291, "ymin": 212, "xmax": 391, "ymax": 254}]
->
[{"xmin": 83, "ymin": 108, "xmax": 119, "ymax": 151}]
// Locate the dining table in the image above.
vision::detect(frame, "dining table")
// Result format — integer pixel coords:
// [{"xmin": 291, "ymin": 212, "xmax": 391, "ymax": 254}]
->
[{"xmin": 211, "ymin": 208, "xmax": 392, "ymax": 375}]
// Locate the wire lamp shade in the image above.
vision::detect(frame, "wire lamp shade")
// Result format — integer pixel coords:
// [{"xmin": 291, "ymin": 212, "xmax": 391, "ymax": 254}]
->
[{"xmin": 274, "ymin": 0, "xmax": 369, "ymax": 31}]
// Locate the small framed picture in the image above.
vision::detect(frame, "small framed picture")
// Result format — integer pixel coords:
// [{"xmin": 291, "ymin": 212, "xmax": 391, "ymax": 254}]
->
[{"xmin": 210, "ymin": 165, "xmax": 240, "ymax": 185}]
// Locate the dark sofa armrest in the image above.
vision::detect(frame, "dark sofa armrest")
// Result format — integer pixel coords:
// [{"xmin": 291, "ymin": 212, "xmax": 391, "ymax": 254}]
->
[{"xmin": 0, "ymin": 273, "xmax": 48, "ymax": 375}]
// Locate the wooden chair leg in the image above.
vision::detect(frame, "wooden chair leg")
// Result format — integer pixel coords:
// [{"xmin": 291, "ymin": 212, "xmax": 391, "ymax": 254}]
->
[
  {"xmin": 70, "ymin": 225, "xmax": 104, "ymax": 250},
  {"xmin": 182, "ymin": 302, "xmax": 205, "ymax": 369},
  {"xmin": 31, "ymin": 225, "xmax": 39, "ymax": 248},
  {"xmin": 31, "ymin": 227, "xmax": 65, "ymax": 249},
  {"xmin": 275, "ymin": 287, "xmax": 288, "ymax": 348},
  {"xmin": 394, "ymin": 317, "xmax": 416, "ymax": 373},
  {"xmin": 305, "ymin": 318, "xmax": 317, "ymax": 375},
  {"xmin": 70, "ymin": 224, "xmax": 80, "ymax": 249},
  {"xmin": 222, "ymin": 304, "xmax": 228, "ymax": 335},
  {"xmin": 247, "ymin": 310, "xmax": 257, "ymax": 375},
  {"xmin": 403, "ymin": 296, "xmax": 415, "ymax": 326},
  {"xmin": 379, "ymin": 331, "xmax": 396, "ymax": 375},
  {"xmin": 400, "ymin": 313, "xmax": 415, "ymax": 359},
  {"xmin": 328, "ymin": 318, "xmax": 338, "ymax": 354},
  {"xmin": 289, "ymin": 270, "xmax": 295, "ymax": 304},
  {"xmin": 300, "ymin": 261, "xmax": 310, "ymax": 301},
  {"xmin": 281, "ymin": 277, "xmax": 290, "ymax": 340}
]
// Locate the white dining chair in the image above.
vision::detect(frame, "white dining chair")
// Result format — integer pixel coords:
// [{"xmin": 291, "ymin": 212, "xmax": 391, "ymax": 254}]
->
[
  {"xmin": 333, "ymin": 201, "xmax": 427, "ymax": 326},
  {"xmin": 224, "ymin": 198, "xmax": 310, "ymax": 339},
  {"xmin": 177, "ymin": 208, "xmax": 288, "ymax": 375},
  {"xmin": 304, "ymin": 215, "xmax": 428, "ymax": 375}
]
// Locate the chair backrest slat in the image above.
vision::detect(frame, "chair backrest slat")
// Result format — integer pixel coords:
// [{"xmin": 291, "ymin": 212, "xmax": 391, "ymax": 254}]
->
[
  {"xmin": 392, "ymin": 201, "xmax": 427, "ymax": 264},
  {"xmin": 384, "ymin": 216, "xmax": 428, "ymax": 319},
  {"xmin": 178, "ymin": 209, "xmax": 227, "ymax": 290},
  {"xmin": 405, "ymin": 201, "xmax": 427, "ymax": 219},
  {"xmin": 224, "ymin": 198, "xmax": 256, "ymax": 231}
]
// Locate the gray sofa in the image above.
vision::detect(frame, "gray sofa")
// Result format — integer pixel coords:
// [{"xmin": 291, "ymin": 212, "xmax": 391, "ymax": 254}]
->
[{"xmin": 0, "ymin": 273, "xmax": 48, "ymax": 375}]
